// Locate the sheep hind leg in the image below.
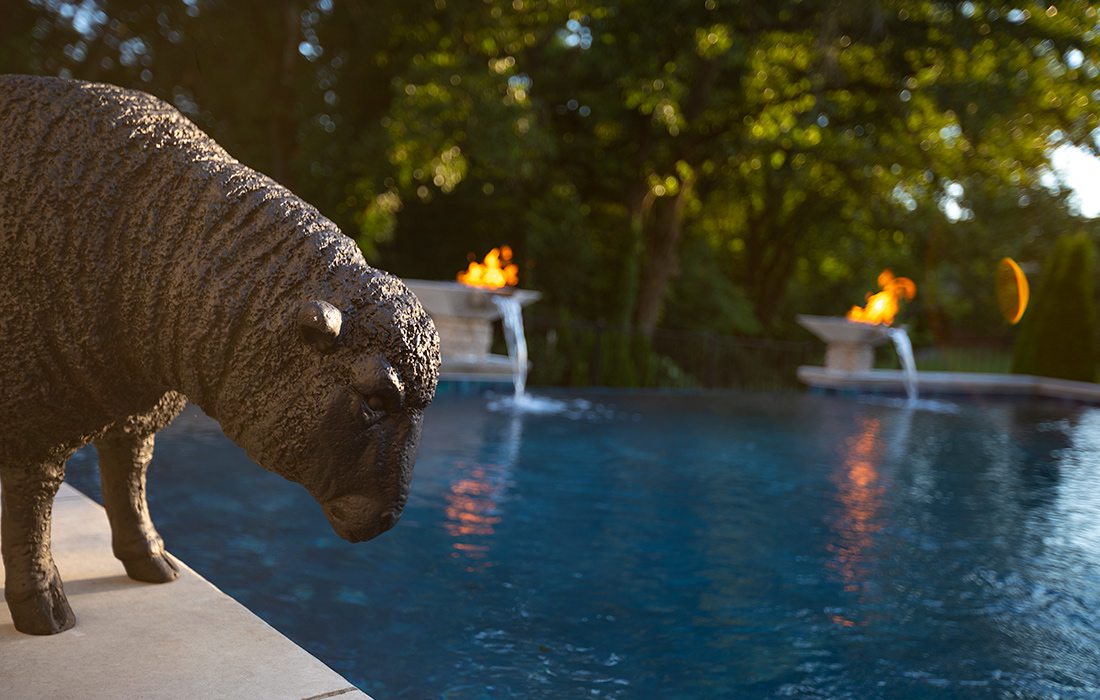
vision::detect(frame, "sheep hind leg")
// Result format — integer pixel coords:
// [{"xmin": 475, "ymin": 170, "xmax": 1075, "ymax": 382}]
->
[
  {"xmin": 1, "ymin": 457, "xmax": 76, "ymax": 634},
  {"xmin": 94, "ymin": 428, "xmax": 179, "ymax": 584}
]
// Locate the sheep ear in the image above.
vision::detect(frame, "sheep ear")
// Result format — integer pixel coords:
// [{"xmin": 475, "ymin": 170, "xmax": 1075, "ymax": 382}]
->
[{"xmin": 296, "ymin": 300, "xmax": 343, "ymax": 352}]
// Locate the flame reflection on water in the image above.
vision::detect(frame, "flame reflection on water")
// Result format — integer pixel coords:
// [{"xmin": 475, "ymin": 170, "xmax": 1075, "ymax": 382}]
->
[
  {"xmin": 442, "ymin": 414, "xmax": 523, "ymax": 571},
  {"xmin": 445, "ymin": 466, "xmax": 503, "ymax": 538},
  {"xmin": 828, "ymin": 416, "xmax": 886, "ymax": 622}
]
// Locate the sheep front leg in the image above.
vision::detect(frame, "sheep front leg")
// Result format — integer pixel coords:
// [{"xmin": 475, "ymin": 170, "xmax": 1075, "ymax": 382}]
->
[
  {"xmin": 94, "ymin": 429, "xmax": 179, "ymax": 584},
  {"xmin": 1, "ymin": 459, "xmax": 75, "ymax": 634}
]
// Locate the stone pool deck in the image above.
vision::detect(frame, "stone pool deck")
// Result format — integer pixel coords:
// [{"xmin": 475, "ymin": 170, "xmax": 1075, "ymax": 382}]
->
[
  {"xmin": 0, "ymin": 483, "xmax": 371, "ymax": 700},
  {"xmin": 798, "ymin": 366, "xmax": 1100, "ymax": 403}
]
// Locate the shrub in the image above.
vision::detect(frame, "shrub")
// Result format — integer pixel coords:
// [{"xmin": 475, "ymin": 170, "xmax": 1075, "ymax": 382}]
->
[{"xmin": 1012, "ymin": 233, "xmax": 1099, "ymax": 382}]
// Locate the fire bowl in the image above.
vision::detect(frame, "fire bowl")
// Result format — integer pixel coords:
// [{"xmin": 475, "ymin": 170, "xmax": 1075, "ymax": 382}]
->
[
  {"xmin": 403, "ymin": 279, "xmax": 540, "ymax": 379},
  {"xmin": 796, "ymin": 314, "xmax": 891, "ymax": 373},
  {"xmin": 796, "ymin": 314, "xmax": 891, "ymax": 345},
  {"xmin": 404, "ymin": 279, "xmax": 540, "ymax": 320}
]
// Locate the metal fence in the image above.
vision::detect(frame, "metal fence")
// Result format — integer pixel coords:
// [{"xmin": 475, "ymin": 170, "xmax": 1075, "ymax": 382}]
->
[
  {"xmin": 518, "ymin": 316, "xmax": 822, "ymax": 392},
  {"xmin": 509, "ymin": 315, "xmax": 1016, "ymax": 392}
]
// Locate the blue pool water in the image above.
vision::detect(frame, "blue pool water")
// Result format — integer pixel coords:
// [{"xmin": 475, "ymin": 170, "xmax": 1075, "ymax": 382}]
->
[{"xmin": 65, "ymin": 391, "xmax": 1100, "ymax": 698}]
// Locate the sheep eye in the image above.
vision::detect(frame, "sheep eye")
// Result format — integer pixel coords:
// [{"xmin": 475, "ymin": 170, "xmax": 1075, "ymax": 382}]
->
[{"xmin": 366, "ymin": 395, "xmax": 385, "ymax": 412}]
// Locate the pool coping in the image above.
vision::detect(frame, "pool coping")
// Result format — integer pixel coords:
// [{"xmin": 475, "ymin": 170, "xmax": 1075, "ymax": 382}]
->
[
  {"xmin": 0, "ymin": 482, "xmax": 372, "ymax": 700},
  {"xmin": 797, "ymin": 366, "xmax": 1100, "ymax": 403}
]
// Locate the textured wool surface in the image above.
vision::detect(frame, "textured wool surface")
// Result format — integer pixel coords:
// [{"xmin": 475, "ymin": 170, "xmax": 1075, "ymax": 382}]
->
[
  {"xmin": 0, "ymin": 74, "xmax": 440, "ymax": 469},
  {"xmin": 0, "ymin": 76, "xmax": 440, "ymax": 634}
]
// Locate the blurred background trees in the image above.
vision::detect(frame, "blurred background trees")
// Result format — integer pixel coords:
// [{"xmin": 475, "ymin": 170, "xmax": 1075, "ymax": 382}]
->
[{"xmin": 2, "ymin": 0, "xmax": 1098, "ymax": 375}]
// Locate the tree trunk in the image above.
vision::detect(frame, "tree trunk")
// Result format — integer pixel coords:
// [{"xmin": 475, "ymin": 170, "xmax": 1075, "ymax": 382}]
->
[
  {"xmin": 633, "ymin": 182, "xmax": 691, "ymax": 337},
  {"xmin": 627, "ymin": 57, "xmax": 715, "ymax": 338},
  {"xmin": 614, "ymin": 110, "xmax": 653, "ymax": 328}
]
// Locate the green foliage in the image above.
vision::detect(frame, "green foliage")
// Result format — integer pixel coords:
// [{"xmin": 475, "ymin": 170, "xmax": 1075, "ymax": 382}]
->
[
  {"xmin": 526, "ymin": 313, "xmax": 695, "ymax": 388},
  {"xmin": 1012, "ymin": 233, "xmax": 1099, "ymax": 382},
  {"xmin": 662, "ymin": 230, "xmax": 761, "ymax": 336},
  {"xmin": 3, "ymin": 0, "xmax": 1100, "ymax": 366},
  {"xmin": 914, "ymin": 347, "xmax": 1013, "ymax": 374}
]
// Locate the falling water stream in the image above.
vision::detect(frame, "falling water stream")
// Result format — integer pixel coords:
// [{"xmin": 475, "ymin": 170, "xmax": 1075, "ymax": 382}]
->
[
  {"xmin": 887, "ymin": 326, "xmax": 918, "ymax": 404},
  {"xmin": 488, "ymin": 294, "xmax": 589, "ymax": 416},
  {"xmin": 491, "ymin": 295, "xmax": 528, "ymax": 400},
  {"xmin": 488, "ymin": 295, "xmax": 589, "ymax": 415}
]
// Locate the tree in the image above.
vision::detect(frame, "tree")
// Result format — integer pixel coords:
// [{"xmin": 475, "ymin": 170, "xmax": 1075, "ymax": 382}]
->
[
  {"xmin": 4, "ymin": 0, "xmax": 1099, "ymax": 357},
  {"xmin": 538, "ymin": 0, "xmax": 1100, "ymax": 335}
]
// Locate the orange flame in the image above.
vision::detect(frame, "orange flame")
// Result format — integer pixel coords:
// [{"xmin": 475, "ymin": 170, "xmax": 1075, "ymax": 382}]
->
[
  {"xmin": 457, "ymin": 246, "xmax": 519, "ymax": 289},
  {"xmin": 846, "ymin": 269, "xmax": 916, "ymax": 326}
]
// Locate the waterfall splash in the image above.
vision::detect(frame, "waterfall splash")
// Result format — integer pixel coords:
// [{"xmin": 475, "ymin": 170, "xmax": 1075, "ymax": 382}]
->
[
  {"xmin": 491, "ymin": 295, "xmax": 528, "ymax": 400},
  {"xmin": 487, "ymin": 295, "xmax": 592, "ymax": 415},
  {"xmin": 886, "ymin": 327, "xmax": 918, "ymax": 404}
]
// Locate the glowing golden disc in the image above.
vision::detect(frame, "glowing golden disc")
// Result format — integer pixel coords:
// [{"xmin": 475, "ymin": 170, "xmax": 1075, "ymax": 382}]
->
[{"xmin": 996, "ymin": 257, "xmax": 1029, "ymax": 325}]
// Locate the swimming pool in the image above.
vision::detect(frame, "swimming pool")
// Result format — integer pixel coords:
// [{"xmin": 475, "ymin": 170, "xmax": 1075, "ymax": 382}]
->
[{"xmin": 65, "ymin": 391, "xmax": 1100, "ymax": 698}]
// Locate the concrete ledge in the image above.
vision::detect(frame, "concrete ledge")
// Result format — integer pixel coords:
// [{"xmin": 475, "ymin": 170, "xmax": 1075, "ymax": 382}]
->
[
  {"xmin": 797, "ymin": 366, "xmax": 1100, "ymax": 403},
  {"xmin": 440, "ymin": 353, "xmax": 515, "ymax": 383},
  {"xmin": 440, "ymin": 372, "xmax": 514, "ymax": 383},
  {"xmin": 0, "ymin": 483, "xmax": 371, "ymax": 700}
]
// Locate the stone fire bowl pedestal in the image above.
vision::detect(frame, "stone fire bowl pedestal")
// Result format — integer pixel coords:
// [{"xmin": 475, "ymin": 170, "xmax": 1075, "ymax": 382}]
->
[
  {"xmin": 796, "ymin": 314, "xmax": 890, "ymax": 373},
  {"xmin": 795, "ymin": 314, "xmax": 1100, "ymax": 403},
  {"xmin": 403, "ymin": 279, "xmax": 541, "ymax": 380}
]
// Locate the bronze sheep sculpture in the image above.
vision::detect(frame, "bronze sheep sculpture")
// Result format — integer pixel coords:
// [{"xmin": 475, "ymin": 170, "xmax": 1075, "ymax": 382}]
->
[{"xmin": 0, "ymin": 75, "xmax": 441, "ymax": 634}]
